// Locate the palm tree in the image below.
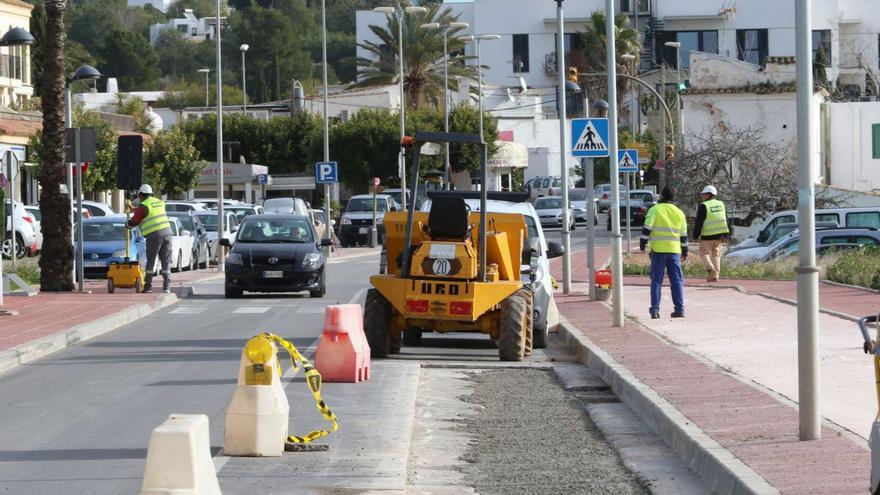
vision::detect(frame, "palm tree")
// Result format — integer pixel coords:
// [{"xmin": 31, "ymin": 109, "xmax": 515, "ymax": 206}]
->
[
  {"xmin": 353, "ymin": 4, "xmax": 478, "ymax": 109},
  {"xmin": 574, "ymin": 10, "xmax": 641, "ymax": 104},
  {"xmin": 38, "ymin": 0, "xmax": 75, "ymax": 291}
]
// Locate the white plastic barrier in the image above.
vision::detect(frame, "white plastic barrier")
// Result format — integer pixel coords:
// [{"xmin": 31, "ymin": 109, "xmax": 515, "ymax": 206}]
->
[
  {"xmin": 140, "ymin": 414, "xmax": 222, "ymax": 495},
  {"xmin": 224, "ymin": 337, "xmax": 289, "ymax": 457}
]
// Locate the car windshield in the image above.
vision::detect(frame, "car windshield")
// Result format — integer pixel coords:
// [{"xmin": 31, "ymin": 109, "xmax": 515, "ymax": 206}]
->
[
  {"xmin": 174, "ymin": 215, "xmax": 195, "ymax": 231},
  {"xmin": 196, "ymin": 214, "xmax": 218, "ymax": 231},
  {"xmin": 631, "ymin": 192, "xmax": 653, "ymax": 202},
  {"xmin": 26, "ymin": 208, "xmax": 41, "ymax": 221},
  {"xmin": 313, "ymin": 211, "xmax": 326, "ymax": 223},
  {"xmin": 84, "ymin": 222, "xmax": 127, "ymax": 241},
  {"xmin": 228, "ymin": 208, "xmax": 255, "ymax": 222},
  {"xmin": 347, "ymin": 198, "xmax": 388, "ymax": 212},
  {"xmin": 237, "ymin": 218, "xmax": 314, "ymax": 243},
  {"xmin": 767, "ymin": 224, "xmax": 797, "ymax": 244},
  {"xmin": 535, "ymin": 197, "xmax": 563, "ymax": 209},
  {"xmin": 524, "ymin": 215, "xmax": 539, "ymax": 239}
]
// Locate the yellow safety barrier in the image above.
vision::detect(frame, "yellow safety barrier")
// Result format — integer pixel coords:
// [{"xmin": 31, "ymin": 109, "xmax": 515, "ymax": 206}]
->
[{"xmin": 258, "ymin": 332, "xmax": 339, "ymax": 444}]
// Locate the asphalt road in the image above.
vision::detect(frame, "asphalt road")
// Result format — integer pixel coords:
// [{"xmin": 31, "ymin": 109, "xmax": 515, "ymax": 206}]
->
[{"xmin": 0, "ymin": 252, "xmax": 379, "ymax": 494}]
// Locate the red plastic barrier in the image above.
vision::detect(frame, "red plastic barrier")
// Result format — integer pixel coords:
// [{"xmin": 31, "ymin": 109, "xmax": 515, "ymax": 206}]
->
[{"xmin": 314, "ymin": 304, "xmax": 371, "ymax": 383}]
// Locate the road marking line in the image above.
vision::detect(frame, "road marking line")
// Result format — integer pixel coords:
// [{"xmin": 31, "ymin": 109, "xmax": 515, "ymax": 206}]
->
[
  {"xmin": 233, "ymin": 306, "xmax": 270, "ymax": 314},
  {"xmin": 169, "ymin": 307, "xmax": 207, "ymax": 314},
  {"xmin": 297, "ymin": 307, "xmax": 325, "ymax": 314},
  {"xmin": 348, "ymin": 287, "xmax": 367, "ymax": 305}
]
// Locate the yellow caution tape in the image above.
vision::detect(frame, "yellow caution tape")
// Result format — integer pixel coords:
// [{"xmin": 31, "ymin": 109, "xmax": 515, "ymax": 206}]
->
[{"xmin": 260, "ymin": 332, "xmax": 339, "ymax": 444}]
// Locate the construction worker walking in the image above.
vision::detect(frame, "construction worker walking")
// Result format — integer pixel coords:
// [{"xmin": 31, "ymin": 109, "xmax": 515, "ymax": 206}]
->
[
  {"xmin": 128, "ymin": 184, "xmax": 172, "ymax": 293},
  {"xmin": 693, "ymin": 185, "xmax": 729, "ymax": 282},
  {"xmin": 640, "ymin": 187, "xmax": 688, "ymax": 319}
]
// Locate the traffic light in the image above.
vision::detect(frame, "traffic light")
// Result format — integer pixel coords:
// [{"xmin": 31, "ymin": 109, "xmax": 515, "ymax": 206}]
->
[
  {"xmin": 568, "ymin": 67, "xmax": 579, "ymax": 84},
  {"xmin": 678, "ymin": 79, "xmax": 690, "ymax": 93},
  {"xmin": 665, "ymin": 144, "xmax": 675, "ymax": 162}
]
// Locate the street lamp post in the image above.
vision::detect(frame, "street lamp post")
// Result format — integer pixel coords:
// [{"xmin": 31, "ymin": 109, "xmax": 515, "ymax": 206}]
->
[
  {"xmin": 467, "ymin": 34, "xmax": 501, "ymax": 144},
  {"xmin": 374, "ymin": 4, "xmax": 427, "ymax": 210},
  {"xmin": 621, "ymin": 53, "xmax": 635, "ymax": 253},
  {"xmin": 215, "ymin": 0, "xmax": 225, "ymax": 272},
  {"xmin": 421, "ymin": 21, "xmax": 469, "ymax": 187},
  {"xmin": 320, "ymin": 0, "xmax": 331, "ymax": 256},
  {"xmin": 64, "ymin": 64, "xmax": 101, "ymax": 291},
  {"xmin": 605, "ymin": 0, "xmax": 624, "ymax": 327},
  {"xmin": 552, "ymin": 0, "xmax": 573, "ymax": 294},
  {"xmin": 198, "ymin": 68, "xmax": 210, "ymax": 107},
  {"xmin": 240, "ymin": 44, "xmax": 248, "ymax": 115},
  {"xmin": 664, "ymin": 41, "xmax": 683, "ymax": 183}
]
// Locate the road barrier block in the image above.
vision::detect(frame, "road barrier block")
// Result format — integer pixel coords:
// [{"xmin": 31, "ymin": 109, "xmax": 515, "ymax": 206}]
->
[
  {"xmin": 224, "ymin": 336, "xmax": 289, "ymax": 457},
  {"xmin": 315, "ymin": 304, "xmax": 370, "ymax": 383},
  {"xmin": 139, "ymin": 414, "xmax": 221, "ymax": 495}
]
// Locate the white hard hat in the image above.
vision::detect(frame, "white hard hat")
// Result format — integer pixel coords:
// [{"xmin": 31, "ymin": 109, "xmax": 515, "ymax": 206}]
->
[
  {"xmin": 138, "ymin": 184, "xmax": 153, "ymax": 195},
  {"xmin": 701, "ymin": 185, "xmax": 717, "ymax": 196}
]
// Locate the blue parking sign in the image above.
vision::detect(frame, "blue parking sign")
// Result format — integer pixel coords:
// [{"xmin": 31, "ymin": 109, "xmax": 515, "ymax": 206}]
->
[{"xmin": 316, "ymin": 161, "xmax": 338, "ymax": 184}]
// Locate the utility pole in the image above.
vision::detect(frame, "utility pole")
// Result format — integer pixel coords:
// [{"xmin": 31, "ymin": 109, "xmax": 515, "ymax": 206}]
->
[
  {"xmin": 215, "ymin": 0, "xmax": 225, "ymax": 272},
  {"xmin": 795, "ymin": 0, "xmax": 820, "ymax": 441},
  {"xmin": 659, "ymin": 66, "xmax": 666, "ymax": 187},
  {"xmin": 321, "ymin": 0, "xmax": 332, "ymax": 258},
  {"xmin": 605, "ymin": 0, "xmax": 624, "ymax": 327},
  {"xmin": 555, "ymin": 0, "xmax": 572, "ymax": 294}
]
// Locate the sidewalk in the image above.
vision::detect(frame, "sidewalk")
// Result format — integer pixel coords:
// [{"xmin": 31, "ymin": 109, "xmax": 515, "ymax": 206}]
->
[
  {"xmin": 553, "ymin": 257, "xmax": 876, "ymax": 493},
  {"xmin": 0, "ymin": 269, "xmax": 222, "ymax": 373}
]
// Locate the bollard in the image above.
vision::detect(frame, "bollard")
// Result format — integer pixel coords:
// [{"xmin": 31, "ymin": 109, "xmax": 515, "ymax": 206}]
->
[
  {"xmin": 224, "ymin": 336, "xmax": 289, "ymax": 457},
  {"xmin": 314, "ymin": 304, "xmax": 371, "ymax": 383},
  {"xmin": 140, "ymin": 414, "xmax": 221, "ymax": 495}
]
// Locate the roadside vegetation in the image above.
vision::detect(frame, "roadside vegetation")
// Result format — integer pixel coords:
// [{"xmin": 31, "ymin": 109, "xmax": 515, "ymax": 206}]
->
[
  {"xmin": 5, "ymin": 257, "xmax": 41, "ymax": 286},
  {"xmin": 623, "ymin": 247, "xmax": 880, "ymax": 290}
]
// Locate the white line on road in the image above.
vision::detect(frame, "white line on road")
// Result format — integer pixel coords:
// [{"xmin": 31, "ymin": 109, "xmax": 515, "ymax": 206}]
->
[
  {"xmin": 233, "ymin": 306, "xmax": 270, "ymax": 314},
  {"xmin": 169, "ymin": 307, "xmax": 208, "ymax": 314},
  {"xmin": 297, "ymin": 307, "xmax": 326, "ymax": 314}
]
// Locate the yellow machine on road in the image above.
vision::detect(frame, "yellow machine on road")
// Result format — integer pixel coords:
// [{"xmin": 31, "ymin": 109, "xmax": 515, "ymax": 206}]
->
[
  {"xmin": 107, "ymin": 201, "xmax": 145, "ymax": 293},
  {"xmin": 364, "ymin": 132, "xmax": 533, "ymax": 361}
]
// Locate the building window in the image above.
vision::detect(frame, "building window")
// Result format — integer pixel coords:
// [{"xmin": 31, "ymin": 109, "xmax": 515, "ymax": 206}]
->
[
  {"xmin": 736, "ymin": 29, "xmax": 768, "ymax": 65},
  {"xmin": 177, "ymin": 24, "xmax": 187, "ymax": 33},
  {"xmin": 554, "ymin": 33, "xmax": 584, "ymax": 60},
  {"xmin": 873, "ymin": 124, "xmax": 880, "ymax": 159},
  {"xmin": 620, "ymin": 0, "xmax": 650, "ymax": 13},
  {"xmin": 812, "ymin": 30, "xmax": 831, "ymax": 66},
  {"xmin": 660, "ymin": 30, "xmax": 718, "ymax": 69},
  {"xmin": 512, "ymin": 34, "xmax": 529, "ymax": 73}
]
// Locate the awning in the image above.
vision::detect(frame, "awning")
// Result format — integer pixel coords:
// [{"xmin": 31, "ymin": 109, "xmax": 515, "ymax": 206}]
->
[{"xmin": 488, "ymin": 141, "xmax": 528, "ymax": 170}]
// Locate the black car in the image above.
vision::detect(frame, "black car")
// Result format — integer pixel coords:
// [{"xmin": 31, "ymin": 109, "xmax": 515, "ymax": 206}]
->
[
  {"xmin": 607, "ymin": 199, "xmax": 649, "ymax": 231},
  {"xmin": 168, "ymin": 211, "xmax": 209, "ymax": 269},
  {"xmin": 221, "ymin": 214, "xmax": 332, "ymax": 298}
]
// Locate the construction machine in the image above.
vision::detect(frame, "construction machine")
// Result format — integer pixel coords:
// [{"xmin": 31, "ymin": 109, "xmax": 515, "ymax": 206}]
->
[{"xmin": 364, "ymin": 132, "xmax": 533, "ymax": 361}]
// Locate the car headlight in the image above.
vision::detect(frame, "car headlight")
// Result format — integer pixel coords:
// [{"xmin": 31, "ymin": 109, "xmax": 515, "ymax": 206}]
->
[
  {"xmin": 301, "ymin": 252, "xmax": 323, "ymax": 269},
  {"xmin": 112, "ymin": 249, "xmax": 127, "ymax": 258},
  {"xmin": 341, "ymin": 216, "xmax": 351, "ymax": 225},
  {"xmin": 226, "ymin": 253, "xmax": 243, "ymax": 265}
]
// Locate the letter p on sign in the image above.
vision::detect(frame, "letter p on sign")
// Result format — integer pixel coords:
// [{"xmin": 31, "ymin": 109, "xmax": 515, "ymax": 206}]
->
[{"xmin": 316, "ymin": 161, "xmax": 338, "ymax": 184}]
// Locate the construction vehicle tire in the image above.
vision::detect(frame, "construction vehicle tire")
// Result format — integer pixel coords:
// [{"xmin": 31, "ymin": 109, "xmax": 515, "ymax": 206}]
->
[
  {"xmin": 390, "ymin": 331, "xmax": 401, "ymax": 354},
  {"xmin": 364, "ymin": 289, "xmax": 391, "ymax": 358},
  {"xmin": 498, "ymin": 288, "xmax": 530, "ymax": 361},
  {"xmin": 524, "ymin": 290, "xmax": 534, "ymax": 356}
]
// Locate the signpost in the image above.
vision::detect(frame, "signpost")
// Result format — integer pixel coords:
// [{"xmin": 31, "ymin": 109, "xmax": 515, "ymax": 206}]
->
[
  {"xmin": 316, "ymin": 161, "xmax": 338, "ymax": 257},
  {"xmin": 618, "ymin": 149, "xmax": 639, "ymax": 252},
  {"xmin": 571, "ymin": 118, "xmax": 610, "ymax": 158}
]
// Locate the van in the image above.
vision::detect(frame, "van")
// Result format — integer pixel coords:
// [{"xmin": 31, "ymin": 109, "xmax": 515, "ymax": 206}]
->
[
  {"xmin": 262, "ymin": 197, "xmax": 309, "ymax": 216},
  {"xmin": 527, "ymin": 176, "xmax": 575, "ymax": 200},
  {"xmin": 731, "ymin": 207, "xmax": 880, "ymax": 252}
]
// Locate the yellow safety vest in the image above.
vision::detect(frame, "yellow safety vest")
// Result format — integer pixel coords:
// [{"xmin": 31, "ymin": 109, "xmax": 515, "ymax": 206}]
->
[
  {"xmin": 140, "ymin": 196, "xmax": 171, "ymax": 236},
  {"xmin": 646, "ymin": 203, "xmax": 687, "ymax": 254},
  {"xmin": 701, "ymin": 199, "xmax": 729, "ymax": 237}
]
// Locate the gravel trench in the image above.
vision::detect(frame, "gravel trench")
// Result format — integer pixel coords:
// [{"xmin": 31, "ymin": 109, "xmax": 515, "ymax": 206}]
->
[{"xmin": 458, "ymin": 368, "xmax": 648, "ymax": 495}]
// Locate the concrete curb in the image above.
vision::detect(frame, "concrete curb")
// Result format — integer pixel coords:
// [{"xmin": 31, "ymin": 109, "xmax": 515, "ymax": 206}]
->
[
  {"xmin": 557, "ymin": 315, "xmax": 779, "ymax": 495},
  {"xmin": 0, "ymin": 292, "xmax": 183, "ymax": 375}
]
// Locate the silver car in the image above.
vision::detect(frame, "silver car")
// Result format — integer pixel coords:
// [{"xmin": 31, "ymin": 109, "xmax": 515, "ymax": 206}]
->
[{"xmin": 534, "ymin": 196, "xmax": 575, "ymax": 230}]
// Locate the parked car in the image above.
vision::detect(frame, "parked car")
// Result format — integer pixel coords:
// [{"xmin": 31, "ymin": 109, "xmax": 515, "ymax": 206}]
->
[
  {"xmin": 263, "ymin": 197, "xmax": 309, "ymax": 215},
  {"xmin": 753, "ymin": 221, "xmax": 840, "ymax": 250},
  {"xmin": 534, "ymin": 196, "xmax": 575, "ymax": 230},
  {"xmin": 193, "ymin": 210, "xmax": 239, "ymax": 260},
  {"xmin": 23, "ymin": 206, "xmax": 43, "ymax": 255},
  {"xmin": 339, "ymin": 194, "xmax": 397, "ymax": 246},
  {"xmin": 168, "ymin": 211, "xmax": 209, "ymax": 269},
  {"xmin": 165, "ymin": 201, "xmax": 207, "ymax": 213},
  {"xmin": 162, "ymin": 217, "xmax": 195, "ymax": 273},
  {"xmin": 594, "ymin": 183, "xmax": 629, "ymax": 212},
  {"xmin": 79, "ymin": 215, "xmax": 146, "ymax": 278},
  {"xmin": 221, "ymin": 214, "xmax": 332, "ymax": 298},
  {"xmin": 607, "ymin": 199, "xmax": 648, "ymax": 231},
  {"xmin": 3, "ymin": 199, "xmax": 38, "ymax": 259},
  {"xmin": 382, "ymin": 188, "xmax": 419, "ymax": 210},
  {"xmin": 199, "ymin": 199, "xmax": 246, "ymax": 210},
  {"xmin": 553, "ymin": 188, "xmax": 599, "ymax": 225},
  {"xmin": 527, "ymin": 176, "xmax": 575, "ymax": 200},
  {"xmin": 419, "ymin": 193, "xmax": 564, "ymax": 348},
  {"xmin": 81, "ymin": 200, "xmax": 115, "ymax": 217},
  {"xmin": 730, "ymin": 206, "xmax": 880, "ymax": 253},
  {"xmin": 226, "ymin": 205, "xmax": 264, "ymax": 223},
  {"xmin": 726, "ymin": 227, "xmax": 880, "ymax": 263}
]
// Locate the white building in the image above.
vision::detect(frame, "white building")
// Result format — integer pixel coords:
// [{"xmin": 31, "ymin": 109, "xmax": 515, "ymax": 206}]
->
[
  {"xmin": 148, "ymin": 9, "xmax": 222, "ymax": 45},
  {"xmin": 827, "ymin": 103, "xmax": 880, "ymax": 193}
]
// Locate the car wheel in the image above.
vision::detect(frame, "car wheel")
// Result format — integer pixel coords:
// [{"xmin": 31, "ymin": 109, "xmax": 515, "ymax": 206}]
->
[
  {"xmin": 1, "ymin": 234, "xmax": 25, "ymax": 259},
  {"xmin": 189, "ymin": 250, "xmax": 197, "ymax": 271},
  {"xmin": 309, "ymin": 275, "xmax": 326, "ymax": 298},
  {"xmin": 225, "ymin": 285, "xmax": 242, "ymax": 298},
  {"xmin": 107, "ymin": 278, "xmax": 115, "ymax": 294}
]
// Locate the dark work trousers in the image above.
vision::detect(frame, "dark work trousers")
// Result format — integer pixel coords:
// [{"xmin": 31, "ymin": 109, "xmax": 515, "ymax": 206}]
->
[
  {"xmin": 145, "ymin": 228, "xmax": 172, "ymax": 290},
  {"xmin": 649, "ymin": 252, "xmax": 685, "ymax": 314}
]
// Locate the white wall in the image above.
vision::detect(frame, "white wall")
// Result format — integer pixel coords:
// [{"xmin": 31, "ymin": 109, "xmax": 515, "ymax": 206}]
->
[{"xmin": 828, "ymin": 102, "xmax": 880, "ymax": 192}]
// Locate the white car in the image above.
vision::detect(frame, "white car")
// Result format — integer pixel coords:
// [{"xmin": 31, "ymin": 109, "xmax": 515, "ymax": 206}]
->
[
  {"xmin": 3, "ymin": 199, "xmax": 38, "ymax": 258},
  {"xmin": 23, "ymin": 206, "xmax": 43, "ymax": 254},
  {"xmin": 339, "ymin": 194, "xmax": 397, "ymax": 246},
  {"xmin": 81, "ymin": 200, "xmax": 115, "ymax": 217},
  {"xmin": 145, "ymin": 217, "xmax": 195, "ymax": 274},
  {"xmin": 554, "ymin": 189, "xmax": 599, "ymax": 225},
  {"xmin": 165, "ymin": 201, "xmax": 207, "ymax": 213},
  {"xmin": 533, "ymin": 196, "xmax": 575, "ymax": 230},
  {"xmin": 263, "ymin": 197, "xmax": 309, "ymax": 215},
  {"xmin": 420, "ymin": 195, "xmax": 564, "ymax": 348},
  {"xmin": 193, "ymin": 210, "xmax": 239, "ymax": 260}
]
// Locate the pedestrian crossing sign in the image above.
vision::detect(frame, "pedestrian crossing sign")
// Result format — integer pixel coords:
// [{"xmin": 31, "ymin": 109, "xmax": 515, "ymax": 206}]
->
[
  {"xmin": 571, "ymin": 118, "xmax": 609, "ymax": 157},
  {"xmin": 617, "ymin": 149, "xmax": 638, "ymax": 172}
]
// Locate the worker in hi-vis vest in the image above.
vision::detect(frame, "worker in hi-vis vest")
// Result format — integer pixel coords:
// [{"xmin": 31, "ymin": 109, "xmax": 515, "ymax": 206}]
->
[
  {"xmin": 693, "ymin": 185, "xmax": 729, "ymax": 282},
  {"xmin": 128, "ymin": 184, "xmax": 172, "ymax": 293},
  {"xmin": 639, "ymin": 186, "xmax": 688, "ymax": 320}
]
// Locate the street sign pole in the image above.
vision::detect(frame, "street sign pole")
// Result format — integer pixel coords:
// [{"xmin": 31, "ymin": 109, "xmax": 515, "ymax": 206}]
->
[
  {"xmin": 795, "ymin": 0, "xmax": 820, "ymax": 441},
  {"xmin": 75, "ymin": 128, "xmax": 84, "ymax": 292},
  {"xmin": 583, "ymin": 157, "xmax": 596, "ymax": 301},
  {"xmin": 625, "ymin": 172, "xmax": 631, "ymax": 253},
  {"xmin": 6, "ymin": 152, "xmax": 15, "ymax": 267},
  {"xmin": 371, "ymin": 181, "xmax": 378, "ymax": 248},
  {"xmin": 555, "ymin": 0, "xmax": 571, "ymax": 295},
  {"xmin": 605, "ymin": 0, "xmax": 624, "ymax": 327}
]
